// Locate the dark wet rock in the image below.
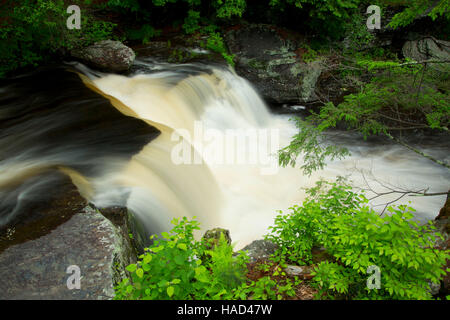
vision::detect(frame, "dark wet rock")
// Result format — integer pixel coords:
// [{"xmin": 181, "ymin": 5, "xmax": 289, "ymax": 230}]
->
[
  {"xmin": 440, "ymin": 241, "xmax": 450, "ymax": 296},
  {"xmin": 421, "ymin": 195, "xmax": 450, "ymax": 297},
  {"xmin": 429, "ymin": 281, "xmax": 441, "ymax": 296},
  {"xmin": 124, "ymin": 209, "xmax": 150, "ymax": 255},
  {"xmin": 436, "ymin": 192, "xmax": 450, "ymax": 221},
  {"xmin": 0, "ymin": 204, "xmax": 134, "ymax": 300},
  {"xmin": 421, "ymin": 220, "xmax": 449, "ymax": 297},
  {"xmin": 224, "ymin": 24, "xmax": 327, "ymax": 105},
  {"xmin": 0, "ymin": 175, "xmax": 86, "ymax": 254},
  {"xmin": 97, "ymin": 206, "xmax": 139, "ymax": 259},
  {"xmin": 239, "ymin": 239, "xmax": 278, "ymax": 263},
  {"xmin": 71, "ymin": 40, "xmax": 135, "ymax": 73},
  {"xmin": 0, "ymin": 175, "xmax": 137, "ymax": 300},
  {"xmin": 434, "ymin": 194, "xmax": 450, "ymax": 296},
  {"xmin": 202, "ymin": 228, "xmax": 231, "ymax": 250},
  {"xmin": 433, "ymin": 218, "xmax": 450, "ymax": 248}
]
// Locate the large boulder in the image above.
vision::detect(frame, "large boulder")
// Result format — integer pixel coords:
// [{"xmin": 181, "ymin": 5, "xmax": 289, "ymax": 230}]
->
[
  {"xmin": 202, "ymin": 228, "xmax": 232, "ymax": 250},
  {"xmin": 402, "ymin": 37, "xmax": 450, "ymax": 72},
  {"xmin": 71, "ymin": 40, "xmax": 136, "ymax": 73},
  {"xmin": 239, "ymin": 239, "xmax": 278, "ymax": 263},
  {"xmin": 0, "ymin": 204, "xmax": 135, "ymax": 300},
  {"xmin": 224, "ymin": 24, "xmax": 327, "ymax": 105}
]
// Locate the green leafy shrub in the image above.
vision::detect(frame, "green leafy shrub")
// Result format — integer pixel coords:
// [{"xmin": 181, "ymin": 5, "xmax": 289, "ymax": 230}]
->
[
  {"xmin": 234, "ymin": 276, "xmax": 278, "ymax": 300},
  {"xmin": 314, "ymin": 204, "xmax": 448, "ymax": 300},
  {"xmin": 214, "ymin": 0, "xmax": 246, "ymax": 19},
  {"xmin": 278, "ymin": 118, "xmax": 351, "ymax": 176},
  {"xmin": 269, "ymin": 0, "xmax": 360, "ymax": 19},
  {"xmin": 183, "ymin": 9, "xmax": 202, "ymax": 34},
  {"xmin": 107, "ymin": 0, "xmax": 141, "ymax": 12},
  {"xmin": 266, "ymin": 179, "xmax": 450, "ymax": 300},
  {"xmin": 126, "ymin": 24, "xmax": 161, "ymax": 44},
  {"xmin": 204, "ymin": 32, "xmax": 235, "ymax": 66},
  {"xmin": 232, "ymin": 262, "xmax": 301, "ymax": 300},
  {"xmin": 107, "ymin": 0, "xmax": 246, "ymax": 37},
  {"xmin": 387, "ymin": 0, "xmax": 450, "ymax": 29},
  {"xmin": 114, "ymin": 217, "xmax": 202, "ymax": 300},
  {"xmin": 268, "ymin": 0, "xmax": 362, "ymax": 39},
  {"xmin": 314, "ymin": 61, "xmax": 450, "ymax": 137},
  {"xmin": 114, "ymin": 217, "xmax": 249, "ymax": 300},
  {"xmin": 0, "ymin": 0, "xmax": 116, "ymax": 77},
  {"xmin": 115, "ymin": 216, "xmax": 304, "ymax": 300},
  {"xmin": 280, "ymin": 55, "xmax": 450, "ymax": 173},
  {"xmin": 266, "ymin": 178, "xmax": 364, "ymax": 264}
]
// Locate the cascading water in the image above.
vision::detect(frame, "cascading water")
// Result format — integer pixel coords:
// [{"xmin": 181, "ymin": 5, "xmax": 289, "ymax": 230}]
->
[
  {"xmin": 78, "ymin": 60, "xmax": 450, "ymax": 249},
  {"xmin": 1, "ymin": 61, "xmax": 449, "ymax": 249}
]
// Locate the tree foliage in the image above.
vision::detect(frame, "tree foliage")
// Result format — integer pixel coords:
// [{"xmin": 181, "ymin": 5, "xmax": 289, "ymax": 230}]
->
[
  {"xmin": 114, "ymin": 216, "xmax": 301, "ymax": 300},
  {"xmin": 280, "ymin": 54, "xmax": 450, "ymax": 173},
  {"xmin": 1, "ymin": 0, "xmax": 448, "ymax": 76},
  {"xmin": 387, "ymin": 0, "xmax": 450, "ymax": 29},
  {"xmin": 266, "ymin": 179, "xmax": 450, "ymax": 300},
  {"xmin": 114, "ymin": 217, "xmax": 251, "ymax": 300},
  {"xmin": 0, "ymin": 0, "xmax": 116, "ymax": 77}
]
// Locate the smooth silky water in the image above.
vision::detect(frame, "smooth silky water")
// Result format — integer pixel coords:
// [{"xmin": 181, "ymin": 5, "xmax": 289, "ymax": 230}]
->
[
  {"xmin": 1, "ymin": 61, "xmax": 448, "ymax": 249},
  {"xmin": 79, "ymin": 60, "xmax": 450, "ymax": 249}
]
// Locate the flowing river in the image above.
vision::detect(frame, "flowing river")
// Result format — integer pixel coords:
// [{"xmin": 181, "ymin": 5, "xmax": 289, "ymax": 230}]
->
[{"xmin": 1, "ymin": 61, "xmax": 449, "ymax": 249}]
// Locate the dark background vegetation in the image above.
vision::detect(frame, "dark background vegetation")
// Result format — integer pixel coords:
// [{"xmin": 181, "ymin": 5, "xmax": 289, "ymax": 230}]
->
[{"xmin": 0, "ymin": 0, "xmax": 449, "ymax": 77}]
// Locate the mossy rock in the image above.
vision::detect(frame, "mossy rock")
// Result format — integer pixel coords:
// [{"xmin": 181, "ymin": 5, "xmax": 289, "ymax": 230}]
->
[{"xmin": 202, "ymin": 228, "xmax": 231, "ymax": 250}]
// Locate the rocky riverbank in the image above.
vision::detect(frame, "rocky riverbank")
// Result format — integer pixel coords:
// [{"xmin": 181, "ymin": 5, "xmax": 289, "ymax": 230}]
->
[
  {"xmin": 0, "ymin": 180, "xmax": 135, "ymax": 299},
  {"xmin": 1, "ymin": 183, "xmax": 448, "ymax": 299}
]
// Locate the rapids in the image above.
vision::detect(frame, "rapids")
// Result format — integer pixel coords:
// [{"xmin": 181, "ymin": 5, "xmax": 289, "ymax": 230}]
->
[{"xmin": 1, "ymin": 61, "xmax": 449, "ymax": 249}]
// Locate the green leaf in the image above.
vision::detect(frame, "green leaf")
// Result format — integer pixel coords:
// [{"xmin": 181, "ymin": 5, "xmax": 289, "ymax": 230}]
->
[
  {"xmin": 143, "ymin": 255, "xmax": 152, "ymax": 264},
  {"xmin": 174, "ymin": 255, "xmax": 185, "ymax": 265},
  {"xmin": 126, "ymin": 264, "xmax": 137, "ymax": 272},
  {"xmin": 161, "ymin": 232, "xmax": 170, "ymax": 239},
  {"xmin": 167, "ymin": 286, "xmax": 174, "ymax": 298}
]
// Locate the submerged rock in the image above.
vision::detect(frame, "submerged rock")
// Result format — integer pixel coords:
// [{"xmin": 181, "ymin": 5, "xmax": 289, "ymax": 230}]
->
[
  {"xmin": 71, "ymin": 40, "xmax": 135, "ymax": 73},
  {"xmin": 0, "ymin": 204, "xmax": 135, "ymax": 299},
  {"xmin": 0, "ymin": 175, "xmax": 86, "ymax": 254}
]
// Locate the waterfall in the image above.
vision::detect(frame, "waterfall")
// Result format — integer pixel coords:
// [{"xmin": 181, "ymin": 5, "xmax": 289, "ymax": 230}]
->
[
  {"xmin": 78, "ymin": 62, "xmax": 307, "ymax": 246},
  {"xmin": 1, "ymin": 62, "xmax": 448, "ymax": 249}
]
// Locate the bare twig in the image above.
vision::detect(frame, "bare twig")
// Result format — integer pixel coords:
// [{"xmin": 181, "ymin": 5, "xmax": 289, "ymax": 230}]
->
[{"xmin": 350, "ymin": 167, "xmax": 449, "ymax": 215}]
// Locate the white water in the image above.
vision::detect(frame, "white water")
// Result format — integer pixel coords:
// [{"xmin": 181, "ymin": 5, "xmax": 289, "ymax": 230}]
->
[{"xmin": 78, "ymin": 61, "xmax": 449, "ymax": 249}]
